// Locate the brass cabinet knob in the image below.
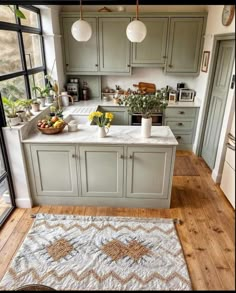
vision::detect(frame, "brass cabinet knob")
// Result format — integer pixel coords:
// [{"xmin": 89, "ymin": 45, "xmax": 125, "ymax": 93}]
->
[
  {"xmin": 120, "ymin": 154, "xmax": 124, "ymax": 159},
  {"xmin": 129, "ymin": 155, "xmax": 133, "ymax": 159},
  {"xmin": 168, "ymin": 64, "xmax": 173, "ymax": 68},
  {"xmin": 178, "ymin": 122, "xmax": 183, "ymax": 126},
  {"xmin": 178, "ymin": 111, "xmax": 185, "ymax": 114},
  {"xmin": 176, "ymin": 136, "xmax": 182, "ymax": 140}
]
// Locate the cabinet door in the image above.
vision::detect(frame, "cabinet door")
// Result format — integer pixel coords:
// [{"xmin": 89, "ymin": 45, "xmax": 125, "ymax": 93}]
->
[
  {"xmin": 99, "ymin": 106, "xmax": 129, "ymax": 125},
  {"xmin": 132, "ymin": 17, "xmax": 168, "ymax": 66},
  {"xmin": 80, "ymin": 146, "xmax": 124, "ymax": 197},
  {"xmin": 62, "ymin": 17, "xmax": 98, "ymax": 73},
  {"xmin": 99, "ymin": 17, "xmax": 131, "ymax": 73},
  {"xmin": 127, "ymin": 147, "xmax": 173, "ymax": 199},
  {"xmin": 166, "ymin": 17, "xmax": 204, "ymax": 74},
  {"xmin": 31, "ymin": 145, "xmax": 78, "ymax": 197}
]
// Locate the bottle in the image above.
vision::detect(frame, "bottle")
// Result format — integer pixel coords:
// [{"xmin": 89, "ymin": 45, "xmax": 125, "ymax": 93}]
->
[{"xmin": 82, "ymin": 81, "xmax": 89, "ymax": 100}]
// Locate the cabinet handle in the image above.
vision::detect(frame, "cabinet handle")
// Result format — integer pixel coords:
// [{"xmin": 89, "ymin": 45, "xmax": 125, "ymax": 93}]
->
[
  {"xmin": 66, "ymin": 63, "xmax": 69, "ymax": 67},
  {"xmin": 177, "ymin": 122, "xmax": 183, "ymax": 126},
  {"xmin": 95, "ymin": 64, "xmax": 98, "ymax": 67},
  {"xmin": 176, "ymin": 136, "xmax": 182, "ymax": 140},
  {"xmin": 163, "ymin": 56, "xmax": 167, "ymax": 59},
  {"xmin": 178, "ymin": 111, "xmax": 185, "ymax": 115},
  {"xmin": 72, "ymin": 154, "xmax": 76, "ymax": 158},
  {"xmin": 168, "ymin": 64, "xmax": 173, "ymax": 68},
  {"xmin": 127, "ymin": 64, "xmax": 131, "ymax": 67},
  {"xmin": 129, "ymin": 155, "xmax": 133, "ymax": 159},
  {"xmin": 120, "ymin": 154, "xmax": 124, "ymax": 159}
]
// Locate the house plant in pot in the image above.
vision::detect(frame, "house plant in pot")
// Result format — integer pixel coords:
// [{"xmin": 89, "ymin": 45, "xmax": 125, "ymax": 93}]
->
[
  {"xmin": 119, "ymin": 88, "xmax": 168, "ymax": 137},
  {"xmin": 32, "ymin": 86, "xmax": 48, "ymax": 107},
  {"xmin": 2, "ymin": 96, "xmax": 22, "ymax": 126},
  {"xmin": 88, "ymin": 111, "xmax": 114, "ymax": 138},
  {"xmin": 31, "ymin": 99, "xmax": 41, "ymax": 112}
]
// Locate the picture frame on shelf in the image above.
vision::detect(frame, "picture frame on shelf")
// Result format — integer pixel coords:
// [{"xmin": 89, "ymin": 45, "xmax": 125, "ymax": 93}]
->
[
  {"xmin": 179, "ymin": 89, "xmax": 195, "ymax": 102},
  {"xmin": 168, "ymin": 92, "xmax": 177, "ymax": 104},
  {"xmin": 201, "ymin": 51, "xmax": 210, "ymax": 73}
]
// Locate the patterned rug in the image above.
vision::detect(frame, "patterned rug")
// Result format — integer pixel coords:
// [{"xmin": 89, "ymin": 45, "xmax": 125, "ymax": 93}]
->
[{"xmin": 0, "ymin": 214, "xmax": 192, "ymax": 291}]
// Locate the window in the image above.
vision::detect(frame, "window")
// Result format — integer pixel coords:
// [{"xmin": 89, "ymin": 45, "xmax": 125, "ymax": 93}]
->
[{"xmin": 0, "ymin": 5, "xmax": 46, "ymax": 123}]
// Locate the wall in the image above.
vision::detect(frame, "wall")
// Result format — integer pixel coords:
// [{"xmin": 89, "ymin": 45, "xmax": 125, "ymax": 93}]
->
[{"xmin": 193, "ymin": 5, "xmax": 235, "ymax": 183}]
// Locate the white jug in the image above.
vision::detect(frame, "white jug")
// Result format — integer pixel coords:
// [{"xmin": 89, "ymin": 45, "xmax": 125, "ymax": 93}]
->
[{"xmin": 59, "ymin": 92, "xmax": 74, "ymax": 107}]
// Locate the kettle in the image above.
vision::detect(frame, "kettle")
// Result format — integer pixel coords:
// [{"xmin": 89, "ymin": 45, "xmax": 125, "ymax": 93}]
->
[{"xmin": 59, "ymin": 92, "xmax": 74, "ymax": 107}]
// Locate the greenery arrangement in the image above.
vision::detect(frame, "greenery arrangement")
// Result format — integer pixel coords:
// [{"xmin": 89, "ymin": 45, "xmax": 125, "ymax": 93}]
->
[
  {"xmin": 2, "ymin": 96, "xmax": 22, "ymax": 118},
  {"xmin": 88, "ymin": 111, "xmax": 114, "ymax": 127},
  {"xmin": 119, "ymin": 88, "xmax": 169, "ymax": 118}
]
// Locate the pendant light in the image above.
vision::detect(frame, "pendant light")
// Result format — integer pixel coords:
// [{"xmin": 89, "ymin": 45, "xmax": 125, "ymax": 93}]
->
[
  {"xmin": 126, "ymin": 0, "xmax": 147, "ymax": 43},
  {"xmin": 71, "ymin": 0, "xmax": 92, "ymax": 42}
]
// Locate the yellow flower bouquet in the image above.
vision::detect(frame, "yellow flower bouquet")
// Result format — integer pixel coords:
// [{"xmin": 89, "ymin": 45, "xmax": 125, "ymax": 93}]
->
[{"xmin": 88, "ymin": 111, "xmax": 114, "ymax": 127}]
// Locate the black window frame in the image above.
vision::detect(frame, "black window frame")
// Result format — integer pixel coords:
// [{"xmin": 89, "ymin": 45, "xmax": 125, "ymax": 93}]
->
[{"xmin": 0, "ymin": 4, "xmax": 47, "ymax": 124}]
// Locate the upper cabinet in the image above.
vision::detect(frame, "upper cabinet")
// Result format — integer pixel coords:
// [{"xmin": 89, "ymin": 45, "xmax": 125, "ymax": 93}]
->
[
  {"xmin": 62, "ymin": 17, "xmax": 99, "ymax": 73},
  {"xmin": 61, "ymin": 13, "xmax": 207, "ymax": 76},
  {"xmin": 165, "ymin": 17, "xmax": 205, "ymax": 75},
  {"xmin": 99, "ymin": 17, "xmax": 131, "ymax": 73},
  {"xmin": 131, "ymin": 17, "xmax": 168, "ymax": 67}
]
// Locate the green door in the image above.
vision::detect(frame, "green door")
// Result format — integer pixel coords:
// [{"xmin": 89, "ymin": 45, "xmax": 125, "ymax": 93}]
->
[
  {"xmin": 166, "ymin": 17, "xmax": 204, "ymax": 74},
  {"xmin": 132, "ymin": 17, "xmax": 168, "ymax": 66},
  {"xmin": 31, "ymin": 145, "xmax": 78, "ymax": 197},
  {"xmin": 99, "ymin": 17, "xmax": 131, "ymax": 73},
  {"xmin": 79, "ymin": 146, "xmax": 124, "ymax": 197},
  {"xmin": 126, "ymin": 146, "xmax": 173, "ymax": 199},
  {"xmin": 62, "ymin": 17, "xmax": 98, "ymax": 73},
  {"xmin": 201, "ymin": 40, "xmax": 235, "ymax": 169}
]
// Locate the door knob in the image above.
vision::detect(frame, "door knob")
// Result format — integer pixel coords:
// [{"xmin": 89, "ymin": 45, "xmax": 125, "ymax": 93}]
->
[
  {"xmin": 168, "ymin": 64, "xmax": 173, "ymax": 68},
  {"xmin": 178, "ymin": 122, "xmax": 183, "ymax": 126},
  {"xmin": 178, "ymin": 111, "xmax": 185, "ymax": 114},
  {"xmin": 129, "ymin": 155, "xmax": 133, "ymax": 159},
  {"xmin": 176, "ymin": 136, "xmax": 182, "ymax": 140}
]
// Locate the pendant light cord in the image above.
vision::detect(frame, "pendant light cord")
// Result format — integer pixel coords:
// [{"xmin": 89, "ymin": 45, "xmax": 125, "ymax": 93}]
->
[
  {"xmin": 136, "ymin": 0, "xmax": 139, "ymax": 20},
  {"xmin": 80, "ymin": 0, "xmax": 82, "ymax": 19}
]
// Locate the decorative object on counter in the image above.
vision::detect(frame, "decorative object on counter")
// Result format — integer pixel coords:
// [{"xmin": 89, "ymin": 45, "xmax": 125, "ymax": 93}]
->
[
  {"xmin": 19, "ymin": 99, "xmax": 34, "ymax": 119},
  {"xmin": 37, "ymin": 116, "xmax": 67, "ymax": 135},
  {"xmin": 68, "ymin": 120, "xmax": 78, "ymax": 132},
  {"xmin": 82, "ymin": 81, "xmax": 89, "ymax": 100},
  {"xmin": 168, "ymin": 91, "xmax": 177, "ymax": 104},
  {"xmin": 119, "ymin": 89, "xmax": 168, "ymax": 138},
  {"xmin": 103, "ymin": 87, "xmax": 110, "ymax": 93},
  {"xmin": 49, "ymin": 106, "xmax": 56, "ymax": 117},
  {"xmin": 98, "ymin": 6, "xmax": 112, "ymax": 12},
  {"xmin": 59, "ymin": 91, "xmax": 74, "ymax": 107},
  {"xmin": 179, "ymin": 89, "xmax": 195, "ymax": 102},
  {"xmin": 31, "ymin": 99, "xmax": 40, "ymax": 112},
  {"xmin": 71, "ymin": 0, "xmax": 92, "ymax": 42},
  {"xmin": 126, "ymin": 0, "xmax": 147, "ymax": 43},
  {"xmin": 133, "ymin": 82, "xmax": 156, "ymax": 94},
  {"xmin": 88, "ymin": 111, "xmax": 114, "ymax": 138},
  {"xmin": 201, "ymin": 50, "xmax": 210, "ymax": 73}
]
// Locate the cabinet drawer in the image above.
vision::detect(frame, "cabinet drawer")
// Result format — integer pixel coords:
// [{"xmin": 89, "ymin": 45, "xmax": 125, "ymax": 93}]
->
[
  {"xmin": 165, "ymin": 118, "xmax": 195, "ymax": 131},
  {"xmin": 174, "ymin": 133, "xmax": 193, "ymax": 144},
  {"xmin": 165, "ymin": 107, "xmax": 197, "ymax": 117}
]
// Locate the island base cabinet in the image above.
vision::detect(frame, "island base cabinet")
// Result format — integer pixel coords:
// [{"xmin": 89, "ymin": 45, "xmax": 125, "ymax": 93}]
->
[
  {"xmin": 127, "ymin": 147, "xmax": 174, "ymax": 200},
  {"xmin": 79, "ymin": 146, "xmax": 124, "ymax": 198},
  {"xmin": 25, "ymin": 144, "xmax": 79, "ymax": 204}
]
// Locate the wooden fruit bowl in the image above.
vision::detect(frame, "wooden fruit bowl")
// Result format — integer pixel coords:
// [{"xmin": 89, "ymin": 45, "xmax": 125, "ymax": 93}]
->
[{"xmin": 37, "ymin": 123, "xmax": 67, "ymax": 135}]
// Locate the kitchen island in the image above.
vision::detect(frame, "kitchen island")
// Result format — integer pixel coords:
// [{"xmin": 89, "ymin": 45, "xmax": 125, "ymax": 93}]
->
[{"xmin": 23, "ymin": 125, "xmax": 178, "ymax": 208}]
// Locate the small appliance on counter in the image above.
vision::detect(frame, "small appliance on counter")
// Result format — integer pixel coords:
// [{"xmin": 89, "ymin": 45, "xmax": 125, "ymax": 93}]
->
[{"xmin": 66, "ymin": 82, "xmax": 80, "ymax": 102}]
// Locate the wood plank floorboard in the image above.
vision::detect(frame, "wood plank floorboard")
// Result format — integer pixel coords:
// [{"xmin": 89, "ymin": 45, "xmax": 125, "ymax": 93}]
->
[{"xmin": 0, "ymin": 151, "xmax": 234, "ymax": 290}]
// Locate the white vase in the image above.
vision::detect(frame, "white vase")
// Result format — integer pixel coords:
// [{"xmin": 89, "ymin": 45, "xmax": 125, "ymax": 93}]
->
[
  {"xmin": 141, "ymin": 117, "xmax": 152, "ymax": 138},
  {"xmin": 98, "ymin": 126, "xmax": 109, "ymax": 138}
]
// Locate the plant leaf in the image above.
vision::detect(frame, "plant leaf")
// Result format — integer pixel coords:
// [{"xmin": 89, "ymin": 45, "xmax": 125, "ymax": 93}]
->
[{"xmin": 15, "ymin": 9, "xmax": 26, "ymax": 19}]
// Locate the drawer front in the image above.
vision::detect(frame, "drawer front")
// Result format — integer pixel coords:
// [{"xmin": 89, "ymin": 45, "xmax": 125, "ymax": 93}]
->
[
  {"xmin": 165, "ymin": 118, "xmax": 195, "ymax": 131},
  {"xmin": 165, "ymin": 107, "xmax": 197, "ymax": 118},
  {"xmin": 173, "ymin": 133, "xmax": 193, "ymax": 144}
]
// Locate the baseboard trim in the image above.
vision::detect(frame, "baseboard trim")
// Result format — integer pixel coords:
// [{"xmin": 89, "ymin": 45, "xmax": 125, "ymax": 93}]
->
[
  {"xmin": 212, "ymin": 169, "xmax": 222, "ymax": 183},
  {"xmin": 15, "ymin": 197, "xmax": 33, "ymax": 208}
]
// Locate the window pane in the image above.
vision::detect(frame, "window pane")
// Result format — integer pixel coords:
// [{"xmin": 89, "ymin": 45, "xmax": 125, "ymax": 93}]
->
[
  {"xmin": 0, "ymin": 30, "xmax": 22, "ymax": 75},
  {"xmin": 0, "ymin": 76, "xmax": 26, "ymax": 99},
  {"xmin": 20, "ymin": 8, "xmax": 39, "ymax": 28},
  {"xmin": 23, "ymin": 33, "xmax": 43, "ymax": 69},
  {"xmin": 29, "ymin": 71, "xmax": 45, "ymax": 98},
  {"xmin": 0, "ymin": 149, "xmax": 5, "ymax": 177},
  {"xmin": 0, "ymin": 178, "xmax": 13, "ymax": 217},
  {"xmin": 0, "ymin": 5, "xmax": 16, "ymax": 23}
]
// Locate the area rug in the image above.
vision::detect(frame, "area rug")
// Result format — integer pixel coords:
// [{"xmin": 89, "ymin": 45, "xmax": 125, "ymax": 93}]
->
[
  {"xmin": 0, "ymin": 214, "xmax": 192, "ymax": 291},
  {"xmin": 174, "ymin": 156, "xmax": 200, "ymax": 176}
]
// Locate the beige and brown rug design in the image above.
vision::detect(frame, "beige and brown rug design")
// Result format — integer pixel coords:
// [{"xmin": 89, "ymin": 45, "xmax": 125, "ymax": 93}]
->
[{"xmin": 0, "ymin": 214, "xmax": 192, "ymax": 290}]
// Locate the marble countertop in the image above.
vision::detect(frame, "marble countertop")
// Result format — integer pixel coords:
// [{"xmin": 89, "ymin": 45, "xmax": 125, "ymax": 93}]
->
[{"xmin": 22, "ymin": 125, "xmax": 178, "ymax": 146}]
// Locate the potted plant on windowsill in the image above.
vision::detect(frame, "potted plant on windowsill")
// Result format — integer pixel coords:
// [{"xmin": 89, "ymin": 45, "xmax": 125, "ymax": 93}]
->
[
  {"xmin": 2, "ymin": 96, "xmax": 22, "ymax": 126},
  {"xmin": 31, "ymin": 99, "xmax": 41, "ymax": 112},
  {"xmin": 119, "ymin": 88, "xmax": 168, "ymax": 137},
  {"xmin": 32, "ymin": 86, "xmax": 49, "ymax": 107}
]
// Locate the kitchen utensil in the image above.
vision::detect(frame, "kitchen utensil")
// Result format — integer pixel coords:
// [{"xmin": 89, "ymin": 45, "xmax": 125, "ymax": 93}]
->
[{"xmin": 133, "ymin": 82, "xmax": 156, "ymax": 94}]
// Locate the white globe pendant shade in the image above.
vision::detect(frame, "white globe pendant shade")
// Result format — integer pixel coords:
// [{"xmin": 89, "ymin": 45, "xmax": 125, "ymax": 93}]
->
[
  {"xmin": 126, "ymin": 19, "xmax": 147, "ymax": 42},
  {"xmin": 71, "ymin": 19, "xmax": 92, "ymax": 42}
]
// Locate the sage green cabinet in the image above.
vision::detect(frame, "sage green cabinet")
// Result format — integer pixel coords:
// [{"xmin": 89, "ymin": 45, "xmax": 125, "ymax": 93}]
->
[
  {"xmin": 131, "ymin": 17, "xmax": 168, "ymax": 67},
  {"xmin": 62, "ymin": 17, "xmax": 99, "ymax": 73},
  {"xmin": 79, "ymin": 146, "xmax": 124, "ymax": 198},
  {"xmin": 165, "ymin": 17, "xmax": 204, "ymax": 74},
  {"xmin": 99, "ymin": 17, "xmax": 131, "ymax": 74},
  {"xmin": 99, "ymin": 106, "xmax": 129, "ymax": 125},
  {"xmin": 126, "ymin": 147, "xmax": 173, "ymax": 200},
  {"xmin": 28, "ymin": 144, "xmax": 79, "ymax": 199}
]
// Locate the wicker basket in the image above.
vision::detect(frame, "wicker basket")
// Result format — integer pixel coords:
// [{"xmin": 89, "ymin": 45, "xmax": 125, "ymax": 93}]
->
[{"xmin": 37, "ymin": 123, "xmax": 67, "ymax": 135}]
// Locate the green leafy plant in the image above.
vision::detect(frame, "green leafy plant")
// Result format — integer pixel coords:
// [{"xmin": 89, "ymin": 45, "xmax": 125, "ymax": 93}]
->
[
  {"xmin": 2, "ymin": 96, "xmax": 22, "ymax": 118},
  {"xmin": 32, "ymin": 86, "xmax": 51, "ymax": 98},
  {"xmin": 88, "ymin": 111, "xmax": 114, "ymax": 127},
  {"xmin": 7, "ymin": 5, "xmax": 26, "ymax": 19},
  {"xmin": 119, "ymin": 88, "xmax": 169, "ymax": 118}
]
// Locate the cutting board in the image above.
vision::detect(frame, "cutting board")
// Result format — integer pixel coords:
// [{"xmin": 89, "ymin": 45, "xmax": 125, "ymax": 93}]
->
[{"xmin": 133, "ymin": 82, "xmax": 156, "ymax": 94}]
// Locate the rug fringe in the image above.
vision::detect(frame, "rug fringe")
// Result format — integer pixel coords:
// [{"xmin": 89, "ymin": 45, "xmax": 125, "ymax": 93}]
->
[{"xmin": 174, "ymin": 218, "xmax": 183, "ymax": 225}]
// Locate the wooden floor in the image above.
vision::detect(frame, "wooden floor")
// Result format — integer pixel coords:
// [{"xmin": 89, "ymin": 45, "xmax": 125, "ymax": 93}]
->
[{"xmin": 0, "ymin": 151, "xmax": 234, "ymax": 290}]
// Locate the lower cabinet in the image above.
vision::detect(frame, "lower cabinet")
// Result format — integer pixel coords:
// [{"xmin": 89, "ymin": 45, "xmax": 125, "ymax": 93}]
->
[
  {"xmin": 98, "ymin": 106, "xmax": 129, "ymax": 125},
  {"xmin": 24, "ymin": 144, "xmax": 175, "ymax": 208}
]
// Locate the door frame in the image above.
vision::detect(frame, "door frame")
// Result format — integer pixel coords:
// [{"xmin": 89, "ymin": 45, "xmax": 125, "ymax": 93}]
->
[{"xmin": 196, "ymin": 33, "xmax": 235, "ymax": 157}]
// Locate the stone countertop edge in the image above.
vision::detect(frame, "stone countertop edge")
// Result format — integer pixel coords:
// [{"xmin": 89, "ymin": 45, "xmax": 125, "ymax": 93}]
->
[{"xmin": 22, "ymin": 125, "xmax": 178, "ymax": 146}]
